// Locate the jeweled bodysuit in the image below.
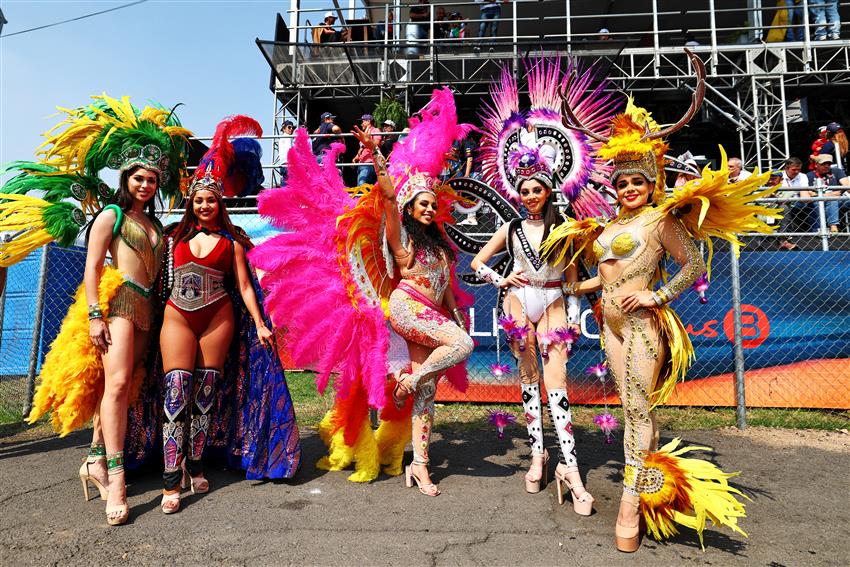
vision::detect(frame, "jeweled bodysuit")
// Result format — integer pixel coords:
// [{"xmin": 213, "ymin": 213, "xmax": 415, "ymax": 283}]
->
[
  {"xmin": 162, "ymin": 233, "xmax": 236, "ymax": 490},
  {"xmin": 595, "ymin": 207, "xmax": 704, "ymax": 495},
  {"xmin": 107, "ymin": 209, "xmax": 163, "ymax": 333},
  {"xmin": 388, "ymin": 246, "xmax": 473, "ymax": 465},
  {"xmin": 503, "ymin": 220, "xmax": 580, "ymax": 469}
]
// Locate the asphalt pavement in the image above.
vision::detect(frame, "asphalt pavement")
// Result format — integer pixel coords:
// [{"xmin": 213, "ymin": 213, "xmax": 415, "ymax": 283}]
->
[{"xmin": 1, "ymin": 425, "xmax": 848, "ymax": 566}]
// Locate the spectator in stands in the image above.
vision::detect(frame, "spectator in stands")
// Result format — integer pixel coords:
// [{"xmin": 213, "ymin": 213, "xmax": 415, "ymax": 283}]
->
[
  {"xmin": 353, "ymin": 114, "xmax": 381, "ymax": 186},
  {"xmin": 684, "ymin": 33, "xmax": 700, "ymax": 47},
  {"xmin": 374, "ymin": 9, "xmax": 394, "ymax": 42},
  {"xmin": 728, "ymin": 157, "xmax": 752, "ymax": 182},
  {"xmin": 315, "ymin": 11, "xmax": 339, "ymax": 44},
  {"xmin": 278, "ymin": 120, "xmax": 296, "ymax": 182},
  {"xmin": 809, "ymin": 125, "xmax": 828, "ymax": 170},
  {"xmin": 380, "ymin": 119, "xmax": 398, "ymax": 155},
  {"xmin": 312, "ymin": 112, "xmax": 342, "ymax": 164},
  {"xmin": 822, "ymin": 122, "xmax": 848, "ymax": 171},
  {"xmin": 448, "ymin": 12, "xmax": 467, "ymax": 40},
  {"xmin": 599, "ymin": 27, "xmax": 611, "ymax": 41},
  {"xmin": 476, "ymin": 0, "xmax": 505, "ymax": 43},
  {"xmin": 784, "ymin": 0, "xmax": 805, "ymax": 41},
  {"xmin": 407, "ymin": 0, "xmax": 429, "ymax": 55},
  {"xmin": 777, "ymin": 157, "xmax": 811, "ymax": 250},
  {"xmin": 435, "ymin": 6, "xmax": 449, "ymax": 39},
  {"xmin": 808, "ymin": 154, "xmax": 850, "ymax": 233},
  {"xmin": 810, "ymin": 0, "xmax": 840, "ymax": 40}
]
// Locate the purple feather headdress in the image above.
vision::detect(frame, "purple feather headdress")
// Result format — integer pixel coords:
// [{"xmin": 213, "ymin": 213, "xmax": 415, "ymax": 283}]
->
[{"xmin": 479, "ymin": 57, "xmax": 620, "ymax": 219}]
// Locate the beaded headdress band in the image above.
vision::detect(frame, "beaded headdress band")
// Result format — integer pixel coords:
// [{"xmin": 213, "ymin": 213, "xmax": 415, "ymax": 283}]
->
[{"xmin": 396, "ymin": 171, "xmax": 437, "ymax": 213}]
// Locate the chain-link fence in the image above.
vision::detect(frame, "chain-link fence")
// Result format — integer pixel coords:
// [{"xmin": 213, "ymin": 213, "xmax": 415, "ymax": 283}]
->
[{"xmin": 2, "ymin": 195, "xmax": 848, "ymax": 429}]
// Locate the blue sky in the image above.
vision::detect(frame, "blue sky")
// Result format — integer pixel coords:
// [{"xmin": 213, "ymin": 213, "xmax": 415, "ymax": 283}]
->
[{"xmin": 0, "ymin": 0, "xmax": 335, "ymax": 173}]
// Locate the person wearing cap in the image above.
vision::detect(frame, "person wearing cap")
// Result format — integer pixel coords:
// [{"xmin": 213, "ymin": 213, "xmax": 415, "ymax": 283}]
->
[
  {"xmin": 380, "ymin": 119, "xmax": 398, "ymax": 155},
  {"xmin": 808, "ymin": 153, "xmax": 850, "ymax": 233},
  {"xmin": 599, "ymin": 27, "xmax": 611, "ymax": 41},
  {"xmin": 821, "ymin": 122, "xmax": 848, "ymax": 171},
  {"xmin": 809, "ymin": 125, "xmax": 829, "ymax": 170},
  {"xmin": 278, "ymin": 120, "xmax": 296, "ymax": 181},
  {"xmin": 312, "ymin": 112, "xmax": 342, "ymax": 164},
  {"xmin": 353, "ymin": 114, "xmax": 381, "ymax": 186},
  {"xmin": 316, "ymin": 11, "xmax": 338, "ymax": 44},
  {"xmin": 777, "ymin": 157, "xmax": 811, "ymax": 250}
]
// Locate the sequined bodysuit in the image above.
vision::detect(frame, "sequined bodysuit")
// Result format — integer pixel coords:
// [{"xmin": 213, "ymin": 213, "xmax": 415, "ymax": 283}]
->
[
  {"xmin": 107, "ymin": 208, "xmax": 163, "ymax": 332},
  {"xmin": 595, "ymin": 207, "xmax": 705, "ymax": 494},
  {"xmin": 388, "ymin": 245, "xmax": 473, "ymax": 465},
  {"xmin": 502, "ymin": 219, "xmax": 580, "ymax": 470}
]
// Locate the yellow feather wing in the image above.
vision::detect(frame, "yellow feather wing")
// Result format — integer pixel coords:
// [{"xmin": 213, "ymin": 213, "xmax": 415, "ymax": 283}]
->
[
  {"xmin": 656, "ymin": 146, "xmax": 783, "ymax": 276},
  {"xmin": 540, "ymin": 216, "xmax": 605, "ymax": 269}
]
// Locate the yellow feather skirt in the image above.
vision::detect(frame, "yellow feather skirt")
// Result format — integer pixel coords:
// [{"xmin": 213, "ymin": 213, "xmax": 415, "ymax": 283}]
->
[
  {"xmin": 650, "ymin": 306, "xmax": 695, "ymax": 409},
  {"xmin": 26, "ymin": 266, "xmax": 146, "ymax": 436},
  {"xmin": 630, "ymin": 438, "xmax": 748, "ymax": 548}
]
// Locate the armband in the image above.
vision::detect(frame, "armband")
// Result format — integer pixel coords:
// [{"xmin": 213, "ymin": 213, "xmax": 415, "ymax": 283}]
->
[
  {"xmin": 451, "ymin": 308, "xmax": 465, "ymax": 328},
  {"xmin": 561, "ymin": 281, "xmax": 577, "ymax": 296},
  {"xmin": 88, "ymin": 303, "xmax": 104, "ymax": 320},
  {"xmin": 475, "ymin": 264, "xmax": 505, "ymax": 287}
]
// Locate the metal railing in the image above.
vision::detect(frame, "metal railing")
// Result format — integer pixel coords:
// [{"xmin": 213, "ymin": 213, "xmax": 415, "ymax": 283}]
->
[{"xmin": 2, "ymin": 193, "xmax": 848, "ymax": 429}]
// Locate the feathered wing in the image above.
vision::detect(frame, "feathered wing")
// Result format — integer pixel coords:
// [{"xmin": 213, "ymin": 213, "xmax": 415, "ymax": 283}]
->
[
  {"xmin": 248, "ymin": 130, "xmax": 395, "ymax": 484},
  {"xmin": 656, "ymin": 147, "xmax": 782, "ymax": 276},
  {"xmin": 540, "ymin": 216, "xmax": 605, "ymax": 268},
  {"xmin": 26, "ymin": 267, "xmax": 146, "ymax": 435},
  {"xmin": 638, "ymin": 438, "xmax": 748, "ymax": 548}
]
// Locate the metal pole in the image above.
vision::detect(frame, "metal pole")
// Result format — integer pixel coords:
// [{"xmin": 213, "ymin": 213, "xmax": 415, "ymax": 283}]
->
[
  {"xmin": 728, "ymin": 241, "xmax": 747, "ymax": 430},
  {"xmin": 23, "ymin": 246, "xmax": 49, "ymax": 418},
  {"xmin": 815, "ymin": 182, "xmax": 829, "ymax": 251},
  {"xmin": 565, "ymin": 0, "xmax": 571, "ymax": 53},
  {"xmin": 708, "ymin": 0, "xmax": 718, "ymax": 75},
  {"xmin": 802, "ymin": 0, "xmax": 812, "ymax": 70},
  {"xmin": 0, "ymin": 266, "xmax": 7, "ymax": 355},
  {"xmin": 651, "ymin": 0, "xmax": 660, "ymax": 76}
]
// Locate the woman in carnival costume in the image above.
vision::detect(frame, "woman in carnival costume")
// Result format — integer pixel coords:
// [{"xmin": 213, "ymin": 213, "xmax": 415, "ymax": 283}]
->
[
  {"xmin": 471, "ymin": 58, "xmax": 620, "ymax": 512},
  {"xmin": 543, "ymin": 50, "xmax": 781, "ymax": 551},
  {"xmin": 157, "ymin": 115, "xmax": 301, "ymax": 514},
  {"xmin": 2, "ymin": 95, "xmax": 192, "ymax": 525},
  {"xmin": 249, "ymin": 88, "xmax": 473, "ymax": 493}
]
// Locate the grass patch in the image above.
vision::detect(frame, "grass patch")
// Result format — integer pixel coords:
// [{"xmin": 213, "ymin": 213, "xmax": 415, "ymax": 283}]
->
[
  {"xmin": 4, "ymin": 371, "xmax": 847, "ymax": 434},
  {"xmin": 285, "ymin": 371, "xmax": 850, "ymax": 431}
]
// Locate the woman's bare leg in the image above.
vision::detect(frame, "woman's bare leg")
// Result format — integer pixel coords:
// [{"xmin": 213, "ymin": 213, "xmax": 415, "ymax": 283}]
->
[{"xmin": 98, "ymin": 317, "xmax": 136, "ymax": 521}]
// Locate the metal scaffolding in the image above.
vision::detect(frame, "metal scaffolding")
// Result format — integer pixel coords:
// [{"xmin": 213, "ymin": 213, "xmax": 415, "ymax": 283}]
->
[{"xmin": 259, "ymin": 1, "xmax": 850, "ymax": 173}]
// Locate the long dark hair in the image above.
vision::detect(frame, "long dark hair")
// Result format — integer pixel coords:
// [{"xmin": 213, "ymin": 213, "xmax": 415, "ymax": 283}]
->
[
  {"xmin": 169, "ymin": 189, "xmax": 253, "ymax": 250},
  {"xmin": 85, "ymin": 166, "xmax": 161, "ymax": 244},
  {"xmin": 402, "ymin": 207, "xmax": 456, "ymax": 263},
  {"xmin": 515, "ymin": 179, "xmax": 560, "ymax": 264}
]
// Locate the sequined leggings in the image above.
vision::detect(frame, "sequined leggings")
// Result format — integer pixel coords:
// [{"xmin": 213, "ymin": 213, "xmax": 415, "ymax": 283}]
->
[
  {"xmin": 389, "ymin": 284, "xmax": 474, "ymax": 464},
  {"xmin": 602, "ymin": 296, "xmax": 665, "ymax": 495}
]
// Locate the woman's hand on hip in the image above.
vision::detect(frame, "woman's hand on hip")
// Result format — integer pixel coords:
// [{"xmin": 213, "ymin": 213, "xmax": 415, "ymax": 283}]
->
[
  {"xmin": 619, "ymin": 290, "xmax": 657, "ymax": 313},
  {"xmin": 89, "ymin": 318, "xmax": 112, "ymax": 354}
]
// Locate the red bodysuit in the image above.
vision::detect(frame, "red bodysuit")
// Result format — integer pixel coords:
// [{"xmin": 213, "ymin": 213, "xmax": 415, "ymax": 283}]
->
[{"xmin": 167, "ymin": 235, "xmax": 234, "ymax": 335}]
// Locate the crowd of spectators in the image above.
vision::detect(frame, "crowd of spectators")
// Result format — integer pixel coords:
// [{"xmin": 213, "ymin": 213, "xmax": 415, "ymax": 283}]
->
[{"xmin": 277, "ymin": 112, "xmax": 849, "ymax": 242}]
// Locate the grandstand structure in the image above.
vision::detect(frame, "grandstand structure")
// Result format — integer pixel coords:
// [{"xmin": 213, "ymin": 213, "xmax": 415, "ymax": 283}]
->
[{"xmin": 257, "ymin": 1, "xmax": 849, "ymax": 186}]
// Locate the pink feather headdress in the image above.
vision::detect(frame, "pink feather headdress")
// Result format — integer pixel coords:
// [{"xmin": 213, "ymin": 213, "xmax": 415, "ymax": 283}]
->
[{"xmin": 389, "ymin": 87, "xmax": 473, "ymax": 212}]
